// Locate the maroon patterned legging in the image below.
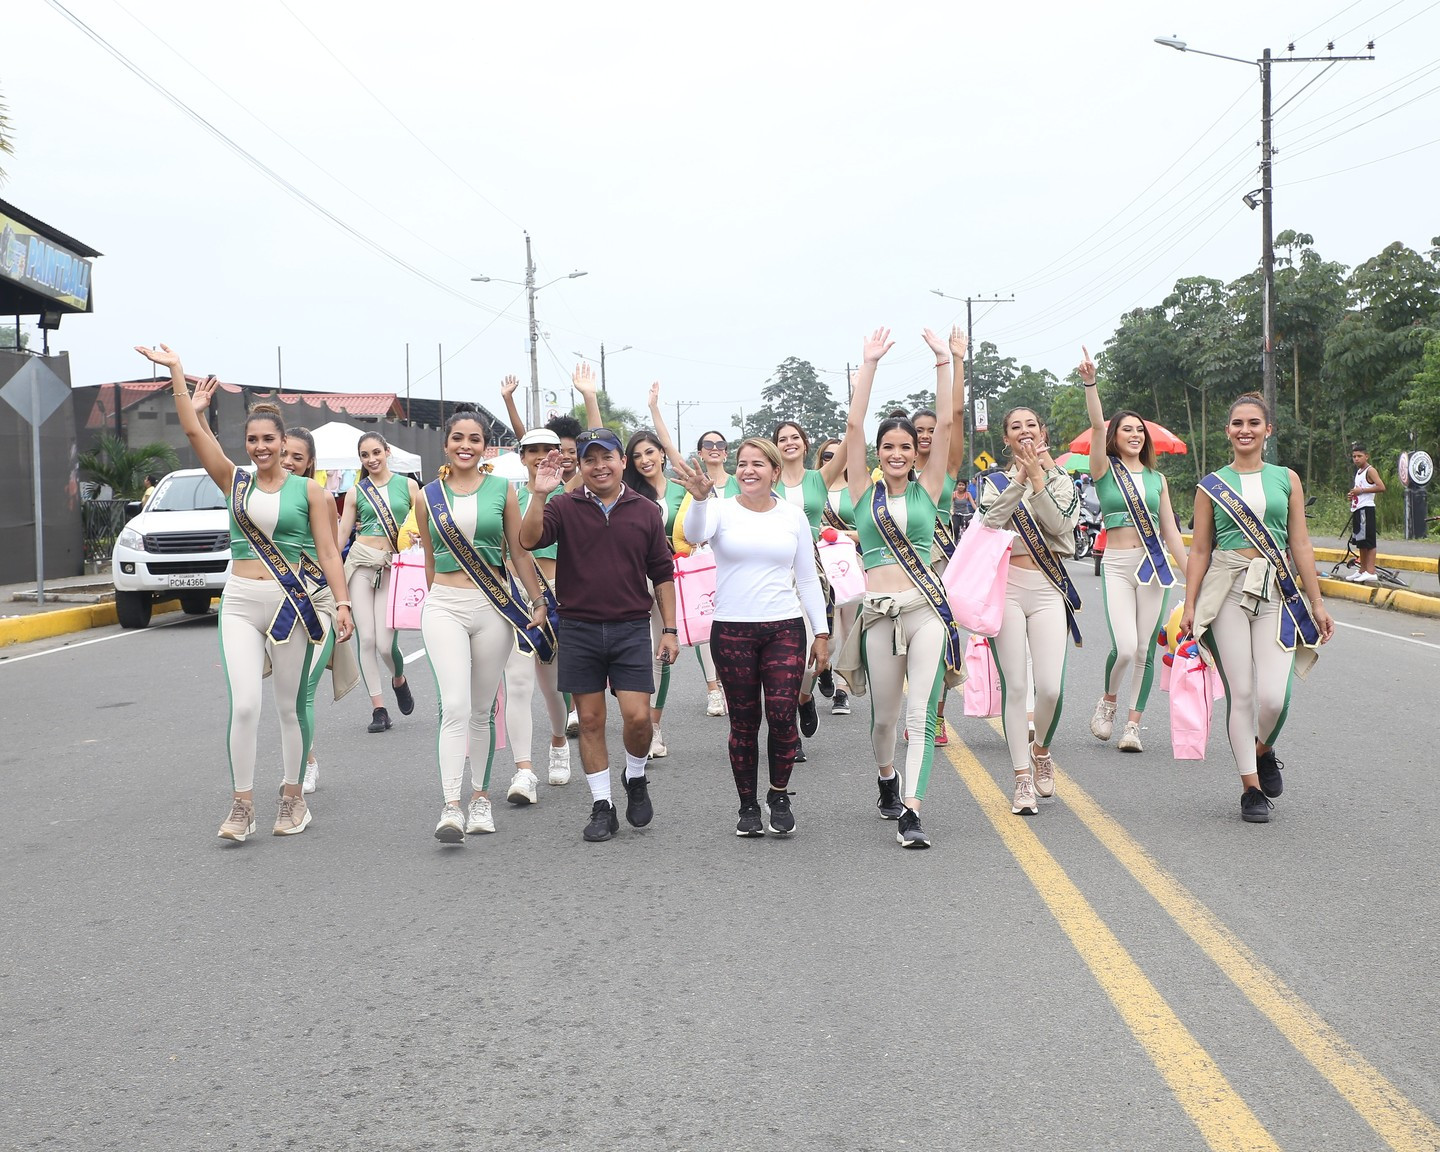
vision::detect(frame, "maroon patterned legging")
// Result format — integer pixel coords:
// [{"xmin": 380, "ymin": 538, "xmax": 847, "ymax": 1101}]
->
[{"xmin": 711, "ymin": 617, "xmax": 807, "ymax": 803}]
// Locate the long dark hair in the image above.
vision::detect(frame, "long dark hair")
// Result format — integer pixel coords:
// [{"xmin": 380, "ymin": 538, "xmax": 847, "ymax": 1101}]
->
[
  {"xmin": 1103, "ymin": 410, "xmax": 1155, "ymax": 469},
  {"xmin": 771, "ymin": 420, "xmax": 811, "ymax": 463},
  {"xmin": 623, "ymin": 429, "xmax": 666, "ymax": 501}
]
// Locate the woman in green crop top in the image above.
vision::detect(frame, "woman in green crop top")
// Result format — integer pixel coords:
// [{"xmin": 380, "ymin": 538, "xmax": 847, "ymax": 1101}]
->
[
  {"xmin": 139, "ymin": 343, "xmax": 351, "ymax": 844},
  {"xmin": 337, "ymin": 432, "xmax": 421, "ymax": 735},
  {"xmin": 1080, "ymin": 350, "xmax": 1190, "ymax": 754},
  {"xmin": 1181, "ymin": 393, "xmax": 1333, "ymax": 825}
]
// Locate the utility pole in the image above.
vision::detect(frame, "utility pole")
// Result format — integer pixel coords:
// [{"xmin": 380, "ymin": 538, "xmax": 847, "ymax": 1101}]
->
[
  {"xmin": 961, "ymin": 295, "xmax": 1014, "ymax": 463},
  {"xmin": 525, "ymin": 232, "xmax": 540, "ymax": 430},
  {"xmin": 600, "ymin": 341, "xmax": 608, "ymax": 395},
  {"xmin": 277, "ymin": 346, "xmax": 283, "ymax": 391},
  {"xmin": 846, "ymin": 363, "xmax": 853, "ymax": 404},
  {"xmin": 675, "ymin": 400, "xmax": 699, "ymax": 451},
  {"xmin": 437, "ymin": 343, "xmax": 444, "ymax": 426},
  {"xmin": 1260, "ymin": 48, "xmax": 1276, "ymax": 457},
  {"xmin": 405, "ymin": 343, "xmax": 411, "ymax": 422}
]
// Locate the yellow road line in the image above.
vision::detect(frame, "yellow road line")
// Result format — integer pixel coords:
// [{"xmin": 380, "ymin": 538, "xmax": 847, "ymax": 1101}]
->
[
  {"xmin": 943, "ymin": 737, "xmax": 1280, "ymax": 1152},
  {"xmin": 1055, "ymin": 768, "xmax": 1440, "ymax": 1152}
]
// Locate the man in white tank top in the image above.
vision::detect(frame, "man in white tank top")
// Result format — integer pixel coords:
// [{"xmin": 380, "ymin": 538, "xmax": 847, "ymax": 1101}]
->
[{"xmin": 1347, "ymin": 443, "xmax": 1385, "ymax": 583}]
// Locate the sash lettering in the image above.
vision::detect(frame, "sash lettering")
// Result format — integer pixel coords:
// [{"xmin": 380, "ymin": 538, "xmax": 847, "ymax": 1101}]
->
[
  {"xmin": 870, "ymin": 483, "xmax": 964, "ymax": 674},
  {"xmin": 1108, "ymin": 459, "xmax": 1174, "ymax": 586},
  {"xmin": 231, "ymin": 470, "xmax": 325, "ymax": 644},
  {"xmin": 933, "ymin": 516, "xmax": 957, "ymax": 561},
  {"xmin": 993, "ymin": 473, "xmax": 1083, "ymax": 647}
]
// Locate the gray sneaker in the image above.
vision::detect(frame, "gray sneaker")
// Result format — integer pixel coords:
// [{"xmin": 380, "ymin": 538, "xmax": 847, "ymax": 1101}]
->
[{"xmin": 434, "ymin": 802, "xmax": 465, "ymax": 843}]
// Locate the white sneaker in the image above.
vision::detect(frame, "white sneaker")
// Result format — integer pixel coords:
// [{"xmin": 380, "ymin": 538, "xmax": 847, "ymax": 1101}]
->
[
  {"xmin": 566, "ymin": 710, "xmax": 579, "ymax": 737},
  {"xmin": 506, "ymin": 768, "xmax": 539, "ymax": 806},
  {"xmin": 302, "ymin": 759, "xmax": 318, "ymax": 794},
  {"xmin": 1090, "ymin": 697, "xmax": 1117, "ymax": 741},
  {"xmin": 465, "ymin": 795, "xmax": 496, "ymax": 834},
  {"xmin": 548, "ymin": 743, "xmax": 572, "ymax": 785},
  {"xmin": 434, "ymin": 802, "xmax": 464, "ymax": 843},
  {"xmin": 648, "ymin": 727, "xmax": 668, "ymax": 759},
  {"xmin": 1118, "ymin": 721, "xmax": 1144, "ymax": 753},
  {"xmin": 706, "ymin": 688, "xmax": 727, "ymax": 717},
  {"xmin": 1346, "ymin": 570, "xmax": 1365, "ymax": 582},
  {"xmin": 1358, "ymin": 571, "xmax": 1379, "ymax": 584}
]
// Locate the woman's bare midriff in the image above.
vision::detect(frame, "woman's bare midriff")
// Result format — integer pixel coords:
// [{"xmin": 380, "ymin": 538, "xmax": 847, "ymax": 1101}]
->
[
  {"xmin": 1105, "ymin": 526, "xmax": 1142, "ymax": 549},
  {"xmin": 357, "ymin": 534, "xmax": 392, "ymax": 550},
  {"xmin": 1008, "ymin": 554, "xmax": 1041, "ymax": 571},
  {"xmin": 866, "ymin": 566, "xmax": 915, "ymax": 594},
  {"xmin": 231, "ymin": 559, "xmax": 272, "ymax": 580}
]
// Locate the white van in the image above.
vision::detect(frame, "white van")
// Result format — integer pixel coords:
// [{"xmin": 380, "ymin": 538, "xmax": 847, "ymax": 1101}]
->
[{"xmin": 111, "ymin": 468, "xmax": 232, "ymax": 628}]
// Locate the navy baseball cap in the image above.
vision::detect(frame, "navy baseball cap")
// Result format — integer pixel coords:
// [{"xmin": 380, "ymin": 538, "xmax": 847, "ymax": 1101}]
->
[{"xmin": 576, "ymin": 427, "xmax": 623, "ymax": 456}]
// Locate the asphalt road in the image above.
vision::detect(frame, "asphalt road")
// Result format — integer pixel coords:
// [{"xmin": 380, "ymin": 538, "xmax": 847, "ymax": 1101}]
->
[{"xmin": 3, "ymin": 564, "xmax": 1438, "ymax": 1152}]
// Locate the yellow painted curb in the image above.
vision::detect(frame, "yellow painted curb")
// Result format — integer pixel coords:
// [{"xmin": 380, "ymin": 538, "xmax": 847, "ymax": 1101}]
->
[
  {"xmin": 1318, "ymin": 577, "xmax": 1440, "ymax": 618},
  {"xmin": 0, "ymin": 598, "xmax": 188, "ymax": 648},
  {"xmin": 1178, "ymin": 533, "xmax": 1435, "ymax": 573}
]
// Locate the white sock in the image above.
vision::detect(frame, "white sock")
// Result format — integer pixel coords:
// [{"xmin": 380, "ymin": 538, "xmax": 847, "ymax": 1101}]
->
[
  {"xmin": 585, "ymin": 769, "xmax": 612, "ymax": 805},
  {"xmin": 878, "ymin": 768, "xmax": 897, "ymax": 781},
  {"xmin": 624, "ymin": 751, "xmax": 648, "ymax": 781}
]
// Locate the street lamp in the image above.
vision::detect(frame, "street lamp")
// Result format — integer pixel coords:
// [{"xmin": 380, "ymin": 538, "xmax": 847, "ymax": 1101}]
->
[
  {"xmin": 571, "ymin": 343, "xmax": 633, "ymax": 395},
  {"xmin": 1154, "ymin": 35, "xmax": 1372, "ymax": 459},
  {"xmin": 472, "ymin": 232, "xmax": 588, "ymax": 427}
]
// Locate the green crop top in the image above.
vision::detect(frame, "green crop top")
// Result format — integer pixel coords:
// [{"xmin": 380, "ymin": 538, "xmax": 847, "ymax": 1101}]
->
[
  {"xmin": 356, "ymin": 474, "xmax": 413, "ymax": 539},
  {"xmin": 1208, "ymin": 464, "xmax": 1292, "ymax": 551},
  {"xmin": 855, "ymin": 482, "xmax": 938, "ymax": 570},
  {"xmin": 777, "ymin": 470, "xmax": 829, "ymax": 539},
  {"xmin": 1096, "ymin": 464, "xmax": 1163, "ymax": 530},
  {"xmin": 429, "ymin": 476, "xmax": 508, "ymax": 572},
  {"xmin": 229, "ymin": 472, "xmax": 314, "ymax": 566},
  {"xmin": 826, "ymin": 486, "xmax": 856, "ymax": 530},
  {"xmin": 516, "ymin": 486, "xmax": 558, "ymax": 561},
  {"xmin": 658, "ymin": 479, "xmax": 687, "ymax": 537}
]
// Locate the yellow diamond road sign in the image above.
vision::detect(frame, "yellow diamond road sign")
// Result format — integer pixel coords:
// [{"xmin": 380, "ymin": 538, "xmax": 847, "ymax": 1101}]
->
[{"xmin": 973, "ymin": 451, "xmax": 995, "ymax": 471}]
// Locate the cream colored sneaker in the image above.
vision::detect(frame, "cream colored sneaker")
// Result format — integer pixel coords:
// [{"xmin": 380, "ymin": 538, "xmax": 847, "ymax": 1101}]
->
[
  {"xmin": 706, "ymin": 689, "xmax": 727, "ymax": 717},
  {"xmin": 506, "ymin": 768, "xmax": 539, "ymax": 806},
  {"xmin": 1030, "ymin": 746, "xmax": 1056, "ymax": 799},
  {"xmin": 1090, "ymin": 697, "xmax": 1117, "ymax": 741},
  {"xmin": 465, "ymin": 796, "xmax": 496, "ymax": 834},
  {"xmin": 548, "ymin": 743, "xmax": 572, "ymax": 785},
  {"xmin": 302, "ymin": 758, "xmax": 318, "ymax": 794},
  {"xmin": 1012, "ymin": 772, "xmax": 1038, "ymax": 816},
  {"xmin": 272, "ymin": 793, "xmax": 311, "ymax": 836},
  {"xmin": 648, "ymin": 727, "xmax": 668, "ymax": 759},
  {"xmin": 218, "ymin": 797, "xmax": 256, "ymax": 842},
  {"xmin": 1118, "ymin": 721, "xmax": 1144, "ymax": 753}
]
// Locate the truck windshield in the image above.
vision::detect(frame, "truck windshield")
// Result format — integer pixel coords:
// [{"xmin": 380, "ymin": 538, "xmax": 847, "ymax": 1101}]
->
[{"xmin": 149, "ymin": 474, "xmax": 227, "ymax": 512}]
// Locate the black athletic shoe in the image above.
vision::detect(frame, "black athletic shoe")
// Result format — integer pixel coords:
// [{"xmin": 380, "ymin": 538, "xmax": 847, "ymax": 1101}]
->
[
  {"xmin": 736, "ymin": 803, "xmax": 765, "ymax": 838},
  {"xmin": 830, "ymin": 689, "xmax": 850, "ymax": 716},
  {"xmin": 765, "ymin": 788, "xmax": 796, "ymax": 835},
  {"xmin": 798, "ymin": 696, "xmax": 819, "ymax": 737},
  {"xmin": 393, "ymin": 678, "xmax": 415, "ymax": 716},
  {"xmin": 1256, "ymin": 749, "xmax": 1284, "ymax": 798},
  {"xmin": 1241, "ymin": 786, "xmax": 1273, "ymax": 823},
  {"xmin": 876, "ymin": 774, "xmax": 904, "ymax": 820},
  {"xmin": 817, "ymin": 669, "xmax": 835, "ymax": 699},
  {"xmin": 367, "ymin": 706, "xmax": 392, "ymax": 733},
  {"xmin": 623, "ymin": 772, "xmax": 653, "ymax": 827},
  {"xmin": 794, "ymin": 741, "xmax": 807, "ymax": 764},
  {"xmin": 896, "ymin": 808, "xmax": 931, "ymax": 849},
  {"xmin": 584, "ymin": 799, "xmax": 619, "ymax": 842}
]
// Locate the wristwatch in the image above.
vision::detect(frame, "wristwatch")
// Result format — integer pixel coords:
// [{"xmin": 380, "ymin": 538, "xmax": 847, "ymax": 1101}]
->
[{"xmin": 662, "ymin": 627, "xmax": 678, "ymax": 635}]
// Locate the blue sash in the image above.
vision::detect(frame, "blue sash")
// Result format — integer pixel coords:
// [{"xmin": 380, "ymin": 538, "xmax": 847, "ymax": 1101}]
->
[
  {"xmin": 518, "ymin": 565, "xmax": 561, "ymax": 658},
  {"xmin": 1108, "ymin": 458, "xmax": 1174, "ymax": 586},
  {"xmin": 357, "ymin": 475, "xmax": 402, "ymax": 553},
  {"xmin": 993, "ymin": 473, "xmax": 1082, "ymax": 647},
  {"xmin": 933, "ymin": 516, "xmax": 957, "ymax": 561},
  {"xmin": 231, "ymin": 470, "xmax": 325, "ymax": 644},
  {"xmin": 869, "ymin": 484, "xmax": 963, "ymax": 675},
  {"xmin": 423, "ymin": 479, "xmax": 557, "ymax": 664},
  {"xmin": 1198, "ymin": 473, "xmax": 1320, "ymax": 652}
]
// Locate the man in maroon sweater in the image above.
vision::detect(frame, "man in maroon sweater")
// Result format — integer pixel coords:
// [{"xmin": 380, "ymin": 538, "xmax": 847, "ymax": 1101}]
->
[{"xmin": 521, "ymin": 428, "xmax": 679, "ymax": 842}]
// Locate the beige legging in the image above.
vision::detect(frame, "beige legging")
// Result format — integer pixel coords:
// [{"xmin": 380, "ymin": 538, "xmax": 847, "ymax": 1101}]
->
[
  {"xmin": 503, "ymin": 644, "xmax": 568, "ymax": 766},
  {"xmin": 218, "ymin": 575, "xmax": 318, "ymax": 792},
  {"xmin": 833, "ymin": 600, "xmax": 858, "ymax": 689},
  {"xmin": 1202, "ymin": 578, "xmax": 1296, "ymax": 778},
  {"xmin": 1101, "ymin": 547, "xmax": 1170, "ymax": 715},
  {"xmin": 422, "ymin": 584, "xmax": 514, "ymax": 803},
  {"xmin": 348, "ymin": 561, "xmax": 402, "ymax": 698},
  {"xmin": 990, "ymin": 566, "xmax": 1069, "ymax": 774}
]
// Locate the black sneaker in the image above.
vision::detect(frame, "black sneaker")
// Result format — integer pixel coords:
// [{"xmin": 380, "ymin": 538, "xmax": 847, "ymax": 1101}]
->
[
  {"xmin": 584, "ymin": 799, "xmax": 619, "ymax": 842},
  {"xmin": 1256, "ymin": 749, "xmax": 1284, "ymax": 798},
  {"xmin": 830, "ymin": 689, "xmax": 850, "ymax": 716},
  {"xmin": 765, "ymin": 788, "xmax": 796, "ymax": 835},
  {"xmin": 798, "ymin": 696, "xmax": 819, "ymax": 737},
  {"xmin": 367, "ymin": 706, "xmax": 392, "ymax": 733},
  {"xmin": 876, "ymin": 774, "xmax": 904, "ymax": 820},
  {"xmin": 794, "ymin": 741, "xmax": 807, "ymax": 764},
  {"xmin": 393, "ymin": 678, "xmax": 415, "ymax": 716},
  {"xmin": 1241, "ymin": 786, "xmax": 1273, "ymax": 823},
  {"xmin": 623, "ymin": 772, "xmax": 653, "ymax": 827},
  {"xmin": 817, "ymin": 669, "xmax": 835, "ymax": 699},
  {"xmin": 735, "ymin": 803, "xmax": 765, "ymax": 838},
  {"xmin": 896, "ymin": 808, "xmax": 930, "ymax": 849}
]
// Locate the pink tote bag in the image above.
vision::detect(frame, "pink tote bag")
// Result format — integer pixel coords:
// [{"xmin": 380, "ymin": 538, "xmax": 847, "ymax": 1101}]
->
[
  {"xmin": 674, "ymin": 550, "xmax": 718, "ymax": 647},
  {"xmin": 943, "ymin": 519, "xmax": 1013, "ymax": 637},
  {"xmin": 1169, "ymin": 651, "xmax": 1223, "ymax": 760},
  {"xmin": 386, "ymin": 547, "xmax": 429, "ymax": 632},
  {"xmin": 963, "ymin": 634, "xmax": 1002, "ymax": 718},
  {"xmin": 819, "ymin": 537, "xmax": 865, "ymax": 606}
]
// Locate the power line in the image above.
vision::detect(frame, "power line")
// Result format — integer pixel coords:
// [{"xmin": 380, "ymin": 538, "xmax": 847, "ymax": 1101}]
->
[
  {"xmin": 1281, "ymin": 77, "xmax": 1440, "ymax": 160},
  {"xmin": 1284, "ymin": 129, "xmax": 1440, "ymax": 182},
  {"xmin": 408, "ymin": 289, "xmax": 527, "ymax": 387}
]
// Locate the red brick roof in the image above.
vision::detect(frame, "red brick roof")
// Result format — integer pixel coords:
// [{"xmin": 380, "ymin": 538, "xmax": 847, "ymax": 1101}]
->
[{"xmin": 86, "ymin": 378, "xmax": 402, "ymax": 427}]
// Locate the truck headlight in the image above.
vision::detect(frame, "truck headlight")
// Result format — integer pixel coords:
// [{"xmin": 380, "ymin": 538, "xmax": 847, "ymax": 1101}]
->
[{"xmin": 117, "ymin": 527, "xmax": 143, "ymax": 551}]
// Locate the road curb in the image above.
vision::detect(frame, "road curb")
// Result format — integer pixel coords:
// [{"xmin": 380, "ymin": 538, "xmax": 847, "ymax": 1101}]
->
[
  {"xmin": 0, "ymin": 598, "xmax": 185, "ymax": 648},
  {"xmin": 1318, "ymin": 577, "xmax": 1440, "ymax": 618}
]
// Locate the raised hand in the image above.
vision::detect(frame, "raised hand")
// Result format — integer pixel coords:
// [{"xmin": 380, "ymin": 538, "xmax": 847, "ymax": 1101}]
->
[
  {"xmin": 533, "ymin": 449, "xmax": 565, "ymax": 494},
  {"xmin": 949, "ymin": 325, "xmax": 967, "ymax": 359},
  {"xmin": 500, "ymin": 374, "xmax": 520, "ymax": 398},
  {"xmin": 862, "ymin": 328, "xmax": 895, "ymax": 365},
  {"xmin": 191, "ymin": 374, "xmax": 220, "ymax": 414},
  {"xmin": 134, "ymin": 343, "xmax": 183, "ymax": 370},
  {"xmin": 1077, "ymin": 345, "xmax": 1097, "ymax": 387},
  {"xmin": 573, "ymin": 362, "xmax": 598, "ymax": 396},
  {"xmin": 648, "ymin": 380, "xmax": 661, "ymax": 409},
  {"xmin": 922, "ymin": 328, "xmax": 949, "ymax": 358},
  {"xmin": 672, "ymin": 454, "xmax": 715, "ymax": 500}
]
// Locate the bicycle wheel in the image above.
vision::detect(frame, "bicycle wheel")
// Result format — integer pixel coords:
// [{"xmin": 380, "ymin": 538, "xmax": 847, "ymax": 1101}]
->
[{"xmin": 1378, "ymin": 567, "xmax": 1408, "ymax": 589}]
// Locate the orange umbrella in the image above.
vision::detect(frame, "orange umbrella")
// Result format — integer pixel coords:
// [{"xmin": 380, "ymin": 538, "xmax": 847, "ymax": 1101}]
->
[{"xmin": 1069, "ymin": 420, "xmax": 1188, "ymax": 455}]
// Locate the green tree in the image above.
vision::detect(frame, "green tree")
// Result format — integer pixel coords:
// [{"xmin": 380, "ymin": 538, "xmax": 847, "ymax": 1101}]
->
[
  {"xmin": 77, "ymin": 433, "xmax": 179, "ymax": 500},
  {"xmin": 572, "ymin": 392, "xmax": 642, "ymax": 441},
  {"xmin": 0, "ymin": 325, "xmax": 29, "ymax": 350},
  {"xmin": 1046, "ymin": 385, "xmax": 1088, "ymax": 450},
  {"xmin": 734, "ymin": 357, "xmax": 844, "ymax": 450},
  {"xmin": 874, "ymin": 388, "xmax": 938, "ymax": 420}
]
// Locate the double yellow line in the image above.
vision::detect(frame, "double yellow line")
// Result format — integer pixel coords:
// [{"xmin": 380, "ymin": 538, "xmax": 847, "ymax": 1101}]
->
[{"xmin": 943, "ymin": 728, "xmax": 1439, "ymax": 1152}]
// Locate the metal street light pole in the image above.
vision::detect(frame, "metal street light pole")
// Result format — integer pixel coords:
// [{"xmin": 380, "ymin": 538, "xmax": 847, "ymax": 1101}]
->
[{"xmin": 571, "ymin": 344, "xmax": 633, "ymax": 397}]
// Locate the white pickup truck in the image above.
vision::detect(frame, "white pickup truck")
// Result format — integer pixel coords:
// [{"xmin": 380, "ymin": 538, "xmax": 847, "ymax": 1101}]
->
[{"xmin": 111, "ymin": 468, "xmax": 232, "ymax": 629}]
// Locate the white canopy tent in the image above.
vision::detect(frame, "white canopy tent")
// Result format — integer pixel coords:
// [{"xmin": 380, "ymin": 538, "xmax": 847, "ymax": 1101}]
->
[
  {"xmin": 486, "ymin": 450, "xmax": 527, "ymax": 482},
  {"xmin": 309, "ymin": 421, "xmax": 422, "ymax": 475}
]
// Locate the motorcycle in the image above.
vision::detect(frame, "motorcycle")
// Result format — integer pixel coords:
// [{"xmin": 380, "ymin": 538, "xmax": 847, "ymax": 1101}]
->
[{"xmin": 1073, "ymin": 480, "xmax": 1102, "ymax": 561}]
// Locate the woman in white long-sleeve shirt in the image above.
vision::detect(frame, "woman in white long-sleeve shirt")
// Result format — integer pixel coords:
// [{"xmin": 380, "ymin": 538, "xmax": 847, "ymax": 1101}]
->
[{"xmin": 678, "ymin": 439, "xmax": 830, "ymax": 838}]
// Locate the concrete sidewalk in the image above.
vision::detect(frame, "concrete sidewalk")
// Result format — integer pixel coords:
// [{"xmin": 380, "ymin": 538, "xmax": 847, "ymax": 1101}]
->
[{"xmin": 0, "ymin": 572, "xmax": 191, "ymax": 647}]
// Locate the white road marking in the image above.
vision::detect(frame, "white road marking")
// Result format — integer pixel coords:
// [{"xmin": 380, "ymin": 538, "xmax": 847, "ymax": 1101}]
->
[
  {"xmin": 403, "ymin": 647, "xmax": 426, "ymax": 662},
  {"xmin": 0, "ymin": 614, "xmax": 202, "ymax": 666},
  {"xmin": 1333, "ymin": 619, "xmax": 1440, "ymax": 651}
]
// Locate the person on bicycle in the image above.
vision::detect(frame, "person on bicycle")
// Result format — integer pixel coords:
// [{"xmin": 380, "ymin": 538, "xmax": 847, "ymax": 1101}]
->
[{"xmin": 1347, "ymin": 444, "xmax": 1385, "ymax": 584}]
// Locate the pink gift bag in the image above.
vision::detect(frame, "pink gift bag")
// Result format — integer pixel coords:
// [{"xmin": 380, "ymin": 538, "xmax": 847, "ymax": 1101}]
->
[
  {"xmin": 1169, "ymin": 651, "xmax": 1222, "ymax": 760},
  {"xmin": 943, "ymin": 519, "xmax": 1013, "ymax": 637},
  {"xmin": 386, "ymin": 547, "xmax": 429, "ymax": 632},
  {"xmin": 819, "ymin": 537, "xmax": 865, "ymax": 606},
  {"xmin": 963, "ymin": 634, "xmax": 1002, "ymax": 718},
  {"xmin": 674, "ymin": 550, "xmax": 718, "ymax": 647}
]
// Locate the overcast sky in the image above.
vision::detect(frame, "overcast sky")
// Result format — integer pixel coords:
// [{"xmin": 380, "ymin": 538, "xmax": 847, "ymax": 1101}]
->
[{"xmin": 5, "ymin": 0, "xmax": 1437, "ymax": 439}]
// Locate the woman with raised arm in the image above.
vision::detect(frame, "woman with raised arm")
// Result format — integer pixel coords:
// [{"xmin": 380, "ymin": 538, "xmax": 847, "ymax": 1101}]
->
[
  {"xmin": 814, "ymin": 436, "xmax": 858, "ymax": 718},
  {"xmin": 834, "ymin": 327, "xmax": 964, "ymax": 849},
  {"xmin": 976, "ymin": 399, "xmax": 1082, "ymax": 818},
  {"xmin": 1181, "ymin": 393, "xmax": 1333, "ymax": 823},
  {"xmin": 1079, "ymin": 347, "xmax": 1189, "ymax": 753},
  {"xmin": 137, "ymin": 345, "xmax": 352, "ymax": 842},
  {"xmin": 417, "ymin": 405, "xmax": 550, "ymax": 843},
  {"xmin": 336, "ymin": 431, "xmax": 420, "ymax": 734}
]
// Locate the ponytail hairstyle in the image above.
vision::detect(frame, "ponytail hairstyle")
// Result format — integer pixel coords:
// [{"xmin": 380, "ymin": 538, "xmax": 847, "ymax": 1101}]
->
[
  {"xmin": 444, "ymin": 402, "xmax": 487, "ymax": 440},
  {"xmin": 286, "ymin": 425, "xmax": 318, "ymax": 479},
  {"xmin": 246, "ymin": 400, "xmax": 285, "ymax": 437},
  {"xmin": 1227, "ymin": 391, "xmax": 1272, "ymax": 425},
  {"xmin": 1103, "ymin": 409, "xmax": 1155, "ymax": 469},
  {"xmin": 622, "ymin": 429, "xmax": 666, "ymax": 502}
]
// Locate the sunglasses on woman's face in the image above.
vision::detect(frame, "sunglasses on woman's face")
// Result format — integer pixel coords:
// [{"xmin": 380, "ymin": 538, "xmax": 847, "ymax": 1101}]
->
[
  {"xmin": 700, "ymin": 439, "xmax": 727, "ymax": 451},
  {"xmin": 820, "ymin": 451, "xmax": 835, "ymax": 462}
]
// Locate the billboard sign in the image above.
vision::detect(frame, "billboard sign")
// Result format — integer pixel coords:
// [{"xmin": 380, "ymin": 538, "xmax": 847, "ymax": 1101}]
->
[{"xmin": 0, "ymin": 210, "xmax": 93, "ymax": 311}]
